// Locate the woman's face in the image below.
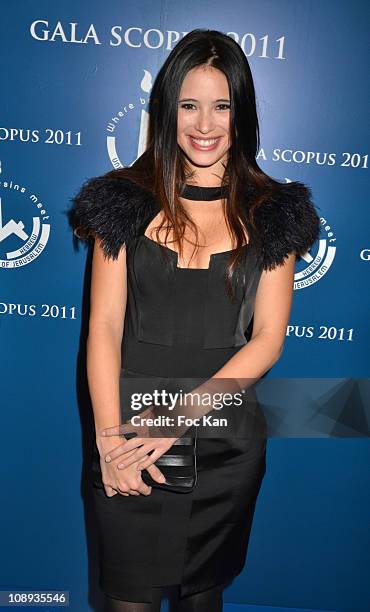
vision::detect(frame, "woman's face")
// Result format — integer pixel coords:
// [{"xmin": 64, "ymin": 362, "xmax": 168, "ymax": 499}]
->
[{"xmin": 177, "ymin": 65, "xmax": 231, "ymax": 175}]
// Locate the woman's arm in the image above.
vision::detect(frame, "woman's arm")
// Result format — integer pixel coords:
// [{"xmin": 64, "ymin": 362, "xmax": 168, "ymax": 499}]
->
[
  {"xmin": 213, "ymin": 251, "xmax": 296, "ymax": 381},
  {"xmin": 87, "ymin": 235, "xmax": 168, "ymax": 493},
  {"xmin": 86, "ymin": 237, "xmax": 127, "ymax": 451}
]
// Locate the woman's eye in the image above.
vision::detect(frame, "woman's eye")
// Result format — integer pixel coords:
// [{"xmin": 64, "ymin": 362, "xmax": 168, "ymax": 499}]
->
[{"xmin": 179, "ymin": 103, "xmax": 230, "ymax": 111}]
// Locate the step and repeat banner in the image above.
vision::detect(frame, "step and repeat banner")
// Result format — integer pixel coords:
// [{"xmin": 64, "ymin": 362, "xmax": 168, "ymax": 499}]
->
[{"xmin": 1, "ymin": 2, "xmax": 369, "ymax": 611}]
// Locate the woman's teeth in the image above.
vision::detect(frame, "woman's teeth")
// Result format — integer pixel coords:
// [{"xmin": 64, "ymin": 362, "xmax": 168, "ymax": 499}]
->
[{"xmin": 191, "ymin": 137, "xmax": 219, "ymax": 146}]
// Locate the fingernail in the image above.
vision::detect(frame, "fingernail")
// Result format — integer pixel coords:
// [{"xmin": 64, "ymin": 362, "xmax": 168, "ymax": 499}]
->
[
  {"xmin": 118, "ymin": 464, "xmax": 124, "ymax": 469},
  {"xmin": 159, "ymin": 475, "xmax": 166, "ymax": 482},
  {"xmin": 105, "ymin": 455, "xmax": 111, "ymax": 462},
  {"xmin": 101, "ymin": 431, "xmax": 106, "ymax": 436}
]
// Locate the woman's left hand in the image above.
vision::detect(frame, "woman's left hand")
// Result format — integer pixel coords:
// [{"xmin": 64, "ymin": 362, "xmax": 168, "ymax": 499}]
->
[{"xmin": 99, "ymin": 407, "xmax": 179, "ymax": 471}]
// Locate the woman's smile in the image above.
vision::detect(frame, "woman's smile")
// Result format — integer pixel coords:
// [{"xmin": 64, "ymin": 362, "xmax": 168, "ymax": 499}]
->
[{"xmin": 188, "ymin": 135, "xmax": 222, "ymax": 151}]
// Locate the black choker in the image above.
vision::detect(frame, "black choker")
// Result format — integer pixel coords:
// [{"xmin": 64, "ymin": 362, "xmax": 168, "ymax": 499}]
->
[{"xmin": 180, "ymin": 183, "xmax": 229, "ymax": 201}]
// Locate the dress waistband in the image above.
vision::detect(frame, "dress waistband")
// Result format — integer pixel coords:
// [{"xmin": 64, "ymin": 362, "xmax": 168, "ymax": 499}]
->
[{"xmin": 121, "ymin": 336, "xmax": 242, "ymax": 379}]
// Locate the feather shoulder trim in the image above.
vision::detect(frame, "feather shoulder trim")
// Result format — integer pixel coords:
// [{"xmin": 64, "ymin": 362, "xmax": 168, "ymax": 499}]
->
[
  {"xmin": 68, "ymin": 174, "xmax": 158, "ymax": 260},
  {"xmin": 252, "ymin": 180, "xmax": 321, "ymax": 271},
  {"xmin": 69, "ymin": 174, "xmax": 321, "ymax": 268}
]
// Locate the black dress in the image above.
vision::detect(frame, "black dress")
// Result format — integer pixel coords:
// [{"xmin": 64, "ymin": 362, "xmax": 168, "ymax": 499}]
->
[{"xmin": 70, "ymin": 173, "xmax": 321, "ymax": 603}]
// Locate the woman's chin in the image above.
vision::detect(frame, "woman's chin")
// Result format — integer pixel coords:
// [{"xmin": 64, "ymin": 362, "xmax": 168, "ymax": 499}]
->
[{"xmin": 180, "ymin": 149, "xmax": 227, "ymax": 169}]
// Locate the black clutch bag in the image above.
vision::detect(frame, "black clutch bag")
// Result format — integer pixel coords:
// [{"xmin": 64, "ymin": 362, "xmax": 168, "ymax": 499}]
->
[{"xmin": 124, "ymin": 430, "xmax": 198, "ymax": 493}]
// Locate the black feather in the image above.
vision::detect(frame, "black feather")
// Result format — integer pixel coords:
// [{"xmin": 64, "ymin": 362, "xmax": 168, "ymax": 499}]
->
[
  {"xmin": 68, "ymin": 174, "xmax": 158, "ymax": 260},
  {"xmin": 68, "ymin": 174, "xmax": 321, "ymax": 269},
  {"xmin": 252, "ymin": 181, "xmax": 321, "ymax": 271}
]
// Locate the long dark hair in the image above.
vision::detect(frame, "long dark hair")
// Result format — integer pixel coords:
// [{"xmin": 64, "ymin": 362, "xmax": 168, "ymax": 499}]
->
[{"xmin": 106, "ymin": 28, "xmax": 281, "ymax": 293}]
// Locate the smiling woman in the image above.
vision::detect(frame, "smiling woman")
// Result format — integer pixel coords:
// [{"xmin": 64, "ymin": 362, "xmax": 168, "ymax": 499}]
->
[{"xmin": 69, "ymin": 27, "xmax": 320, "ymax": 612}]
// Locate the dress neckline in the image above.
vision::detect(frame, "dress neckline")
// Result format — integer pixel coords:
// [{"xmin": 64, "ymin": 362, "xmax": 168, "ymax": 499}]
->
[
  {"xmin": 180, "ymin": 183, "xmax": 229, "ymax": 201},
  {"xmin": 140, "ymin": 234, "xmax": 250, "ymax": 271}
]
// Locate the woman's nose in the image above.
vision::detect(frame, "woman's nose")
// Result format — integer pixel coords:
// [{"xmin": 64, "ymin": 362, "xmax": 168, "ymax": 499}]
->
[{"xmin": 195, "ymin": 109, "xmax": 215, "ymax": 133}]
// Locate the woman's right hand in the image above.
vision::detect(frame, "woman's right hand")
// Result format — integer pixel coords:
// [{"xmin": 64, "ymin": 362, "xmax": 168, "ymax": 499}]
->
[{"xmin": 97, "ymin": 436, "xmax": 166, "ymax": 497}]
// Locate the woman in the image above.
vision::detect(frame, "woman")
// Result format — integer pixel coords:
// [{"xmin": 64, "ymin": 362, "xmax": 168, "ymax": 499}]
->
[{"xmin": 70, "ymin": 29, "xmax": 320, "ymax": 612}]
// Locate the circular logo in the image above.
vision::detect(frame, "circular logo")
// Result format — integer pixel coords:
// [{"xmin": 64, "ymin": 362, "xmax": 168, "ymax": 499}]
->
[{"xmin": 0, "ymin": 176, "xmax": 51, "ymax": 268}]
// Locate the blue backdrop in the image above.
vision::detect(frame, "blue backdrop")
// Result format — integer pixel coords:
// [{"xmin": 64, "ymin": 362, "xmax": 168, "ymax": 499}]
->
[{"xmin": 1, "ymin": 2, "xmax": 369, "ymax": 611}]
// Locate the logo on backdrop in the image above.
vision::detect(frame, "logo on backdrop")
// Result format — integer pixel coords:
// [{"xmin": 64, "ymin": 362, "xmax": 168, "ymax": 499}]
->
[
  {"xmin": 0, "ymin": 162, "xmax": 51, "ymax": 268},
  {"xmin": 292, "ymin": 223, "xmax": 335, "ymax": 290},
  {"xmin": 105, "ymin": 69, "xmax": 152, "ymax": 168}
]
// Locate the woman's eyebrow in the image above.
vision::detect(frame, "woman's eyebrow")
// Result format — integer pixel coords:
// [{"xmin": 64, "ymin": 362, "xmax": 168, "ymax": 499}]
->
[{"xmin": 178, "ymin": 98, "xmax": 230, "ymax": 103}]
